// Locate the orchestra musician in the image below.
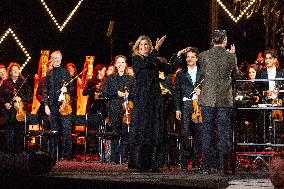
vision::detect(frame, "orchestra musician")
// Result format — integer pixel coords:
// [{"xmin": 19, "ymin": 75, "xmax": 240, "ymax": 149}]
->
[
  {"xmin": 83, "ymin": 64, "xmax": 107, "ymax": 114},
  {"xmin": 257, "ymin": 49, "xmax": 284, "ymax": 144},
  {"xmin": 257, "ymin": 49, "xmax": 283, "ymax": 100},
  {"xmin": 44, "ymin": 50, "xmax": 74, "ymax": 161},
  {"xmin": 102, "ymin": 55, "xmax": 135, "ymax": 164},
  {"xmin": 66, "ymin": 62, "xmax": 83, "ymax": 114},
  {"xmin": 174, "ymin": 47, "xmax": 203, "ymax": 172},
  {"xmin": 0, "ymin": 64, "xmax": 7, "ymax": 86},
  {"xmin": 36, "ymin": 61, "xmax": 53, "ymax": 130},
  {"xmin": 1, "ymin": 62, "xmax": 31, "ymax": 154},
  {"xmin": 82, "ymin": 64, "xmax": 106, "ymax": 157},
  {"xmin": 0, "ymin": 65, "xmax": 8, "ymax": 129},
  {"xmin": 106, "ymin": 64, "xmax": 114, "ymax": 77}
]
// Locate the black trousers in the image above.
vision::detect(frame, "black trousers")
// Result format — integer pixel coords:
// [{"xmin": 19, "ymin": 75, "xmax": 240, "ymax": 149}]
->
[{"xmin": 180, "ymin": 102, "xmax": 203, "ymax": 168}]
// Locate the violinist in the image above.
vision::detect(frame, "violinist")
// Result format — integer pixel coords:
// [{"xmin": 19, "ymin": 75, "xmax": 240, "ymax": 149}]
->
[
  {"xmin": 257, "ymin": 49, "xmax": 284, "ymax": 143},
  {"xmin": 66, "ymin": 63, "xmax": 82, "ymax": 114},
  {"xmin": 82, "ymin": 64, "xmax": 106, "ymax": 157},
  {"xmin": 102, "ymin": 55, "xmax": 135, "ymax": 164},
  {"xmin": 36, "ymin": 61, "xmax": 53, "ymax": 130},
  {"xmin": 83, "ymin": 64, "xmax": 107, "ymax": 114},
  {"xmin": 174, "ymin": 47, "xmax": 203, "ymax": 172},
  {"xmin": 257, "ymin": 49, "xmax": 283, "ymax": 100},
  {"xmin": 0, "ymin": 65, "xmax": 7, "ymax": 129},
  {"xmin": 44, "ymin": 50, "xmax": 74, "ymax": 161},
  {"xmin": 0, "ymin": 64, "xmax": 7, "ymax": 86},
  {"xmin": 1, "ymin": 62, "xmax": 31, "ymax": 153}
]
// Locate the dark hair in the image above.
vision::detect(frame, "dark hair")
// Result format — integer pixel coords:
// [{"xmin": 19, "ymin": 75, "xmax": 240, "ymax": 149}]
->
[
  {"xmin": 264, "ymin": 49, "xmax": 278, "ymax": 59},
  {"xmin": 66, "ymin": 62, "xmax": 77, "ymax": 75},
  {"xmin": 93, "ymin": 64, "xmax": 106, "ymax": 79},
  {"xmin": 186, "ymin": 47, "xmax": 199, "ymax": 59},
  {"xmin": 212, "ymin": 30, "xmax": 227, "ymax": 45}
]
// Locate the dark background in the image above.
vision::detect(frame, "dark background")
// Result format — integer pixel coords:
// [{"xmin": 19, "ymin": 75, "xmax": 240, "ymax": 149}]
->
[{"xmin": 0, "ymin": 0, "xmax": 265, "ymax": 77}]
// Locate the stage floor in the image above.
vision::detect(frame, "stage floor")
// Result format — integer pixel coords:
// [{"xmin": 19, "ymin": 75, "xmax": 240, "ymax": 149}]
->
[{"xmin": 46, "ymin": 161, "xmax": 273, "ymax": 189}]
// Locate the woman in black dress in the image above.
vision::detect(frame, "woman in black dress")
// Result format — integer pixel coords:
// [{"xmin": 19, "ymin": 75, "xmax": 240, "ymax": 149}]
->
[
  {"xmin": 102, "ymin": 55, "xmax": 135, "ymax": 164},
  {"xmin": 129, "ymin": 35, "xmax": 179, "ymax": 171}
]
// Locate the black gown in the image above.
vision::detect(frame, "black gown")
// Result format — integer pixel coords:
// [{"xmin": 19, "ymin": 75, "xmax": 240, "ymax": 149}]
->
[{"xmin": 130, "ymin": 50, "xmax": 179, "ymax": 171}]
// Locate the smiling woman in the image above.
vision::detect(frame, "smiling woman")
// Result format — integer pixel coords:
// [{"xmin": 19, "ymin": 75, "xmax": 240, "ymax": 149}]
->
[{"xmin": 129, "ymin": 35, "xmax": 180, "ymax": 172}]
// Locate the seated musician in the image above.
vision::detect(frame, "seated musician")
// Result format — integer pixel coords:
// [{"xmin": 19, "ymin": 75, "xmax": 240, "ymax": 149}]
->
[
  {"xmin": 243, "ymin": 64, "xmax": 262, "ymax": 104},
  {"xmin": 102, "ymin": 55, "xmax": 135, "ymax": 164},
  {"xmin": 257, "ymin": 49, "xmax": 283, "ymax": 143},
  {"xmin": 1, "ymin": 62, "xmax": 31, "ymax": 153},
  {"xmin": 257, "ymin": 49, "xmax": 283, "ymax": 102}
]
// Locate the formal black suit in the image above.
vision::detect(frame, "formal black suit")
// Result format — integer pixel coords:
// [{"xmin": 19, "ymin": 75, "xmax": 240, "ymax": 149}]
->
[
  {"xmin": 257, "ymin": 68, "xmax": 284, "ymax": 143},
  {"xmin": 175, "ymin": 61, "xmax": 203, "ymax": 170},
  {"xmin": 257, "ymin": 68, "xmax": 284, "ymax": 94}
]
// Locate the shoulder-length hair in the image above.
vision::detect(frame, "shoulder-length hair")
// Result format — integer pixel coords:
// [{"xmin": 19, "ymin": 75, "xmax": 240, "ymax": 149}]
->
[
  {"xmin": 132, "ymin": 35, "xmax": 154, "ymax": 56},
  {"xmin": 93, "ymin": 64, "xmax": 106, "ymax": 80},
  {"xmin": 7, "ymin": 62, "xmax": 24, "ymax": 79},
  {"xmin": 66, "ymin": 62, "xmax": 78, "ymax": 75},
  {"xmin": 112, "ymin": 55, "xmax": 128, "ymax": 75}
]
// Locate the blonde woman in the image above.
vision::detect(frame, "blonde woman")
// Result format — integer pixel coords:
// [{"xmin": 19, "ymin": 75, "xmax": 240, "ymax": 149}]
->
[{"xmin": 129, "ymin": 35, "xmax": 179, "ymax": 172}]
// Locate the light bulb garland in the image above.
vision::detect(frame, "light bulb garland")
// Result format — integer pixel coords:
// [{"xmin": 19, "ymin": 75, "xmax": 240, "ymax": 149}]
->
[
  {"xmin": 0, "ymin": 28, "xmax": 31, "ymax": 72},
  {"xmin": 217, "ymin": 0, "xmax": 257, "ymax": 23},
  {"xmin": 39, "ymin": 0, "xmax": 85, "ymax": 32}
]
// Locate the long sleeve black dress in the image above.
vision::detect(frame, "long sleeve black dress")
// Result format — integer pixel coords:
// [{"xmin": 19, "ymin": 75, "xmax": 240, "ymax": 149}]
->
[{"xmin": 130, "ymin": 50, "xmax": 178, "ymax": 171}]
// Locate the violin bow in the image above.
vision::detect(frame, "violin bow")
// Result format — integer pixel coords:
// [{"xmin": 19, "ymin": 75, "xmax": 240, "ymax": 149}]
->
[
  {"xmin": 189, "ymin": 78, "xmax": 204, "ymax": 96},
  {"xmin": 13, "ymin": 75, "xmax": 30, "ymax": 97}
]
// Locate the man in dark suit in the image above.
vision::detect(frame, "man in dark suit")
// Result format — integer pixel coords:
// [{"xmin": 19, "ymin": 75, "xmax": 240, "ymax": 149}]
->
[
  {"xmin": 175, "ymin": 47, "xmax": 203, "ymax": 172},
  {"xmin": 258, "ymin": 49, "xmax": 283, "ymax": 96},
  {"xmin": 257, "ymin": 49, "xmax": 283, "ymax": 144},
  {"xmin": 44, "ymin": 50, "xmax": 73, "ymax": 161},
  {"xmin": 199, "ymin": 30, "xmax": 237, "ymax": 174}
]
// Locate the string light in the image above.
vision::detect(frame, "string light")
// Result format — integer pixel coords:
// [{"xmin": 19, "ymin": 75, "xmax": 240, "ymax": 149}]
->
[
  {"xmin": 0, "ymin": 28, "xmax": 31, "ymax": 72},
  {"xmin": 39, "ymin": 0, "xmax": 85, "ymax": 32},
  {"xmin": 217, "ymin": 0, "xmax": 257, "ymax": 23}
]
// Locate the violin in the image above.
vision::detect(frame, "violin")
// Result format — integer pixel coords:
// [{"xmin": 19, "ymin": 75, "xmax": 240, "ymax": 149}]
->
[
  {"xmin": 58, "ymin": 82, "xmax": 72, "ymax": 115},
  {"xmin": 271, "ymin": 99, "xmax": 283, "ymax": 121},
  {"xmin": 122, "ymin": 99, "xmax": 133, "ymax": 124},
  {"xmin": 14, "ymin": 98, "xmax": 26, "ymax": 121},
  {"xmin": 191, "ymin": 99, "xmax": 202, "ymax": 123},
  {"xmin": 11, "ymin": 76, "xmax": 29, "ymax": 121},
  {"xmin": 59, "ymin": 93, "xmax": 73, "ymax": 115},
  {"xmin": 122, "ymin": 87, "xmax": 133, "ymax": 125}
]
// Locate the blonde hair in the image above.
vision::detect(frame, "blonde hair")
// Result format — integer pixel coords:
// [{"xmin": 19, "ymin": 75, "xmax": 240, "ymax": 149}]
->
[
  {"xmin": 50, "ymin": 50, "xmax": 62, "ymax": 59},
  {"xmin": 132, "ymin": 35, "xmax": 154, "ymax": 56}
]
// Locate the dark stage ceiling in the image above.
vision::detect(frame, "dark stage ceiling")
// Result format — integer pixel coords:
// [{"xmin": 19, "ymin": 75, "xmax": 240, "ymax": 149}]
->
[{"xmin": 0, "ymin": 0, "xmax": 265, "ymax": 76}]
